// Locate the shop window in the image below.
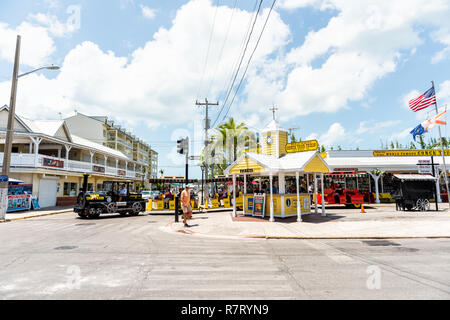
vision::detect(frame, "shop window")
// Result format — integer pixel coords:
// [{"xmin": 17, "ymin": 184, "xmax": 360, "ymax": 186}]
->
[
  {"xmin": 87, "ymin": 183, "xmax": 93, "ymax": 192},
  {"xmin": 12, "ymin": 146, "xmax": 19, "ymax": 153},
  {"xmin": 64, "ymin": 182, "xmax": 78, "ymax": 196},
  {"xmin": 97, "ymin": 184, "xmax": 102, "ymax": 191}
]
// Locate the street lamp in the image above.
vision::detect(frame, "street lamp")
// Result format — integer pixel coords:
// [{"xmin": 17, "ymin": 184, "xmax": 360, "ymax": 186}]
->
[{"xmin": 0, "ymin": 35, "xmax": 60, "ymax": 221}]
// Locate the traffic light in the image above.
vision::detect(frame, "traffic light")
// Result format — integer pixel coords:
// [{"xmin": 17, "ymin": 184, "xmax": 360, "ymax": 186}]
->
[
  {"xmin": 177, "ymin": 137, "xmax": 189, "ymax": 155},
  {"xmin": 177, "ymin": 139, "xmax": 184, "ymax": 154}
]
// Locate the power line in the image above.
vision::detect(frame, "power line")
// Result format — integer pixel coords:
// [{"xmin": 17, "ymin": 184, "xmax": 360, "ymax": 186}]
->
[
  {"xmin": 196, "ymin": 0, "xmax": 221, "ymax": 100},
  {"xmin": 221, "ymin": 0, "xmax": 277, "ymax": 122},
  {"xmin": 212, "ymin": 0, "xmax": 263, "ymax": 128},
  {"xmin": 205, "ymin": 0, "xmax": 238, "ymax": 98}
]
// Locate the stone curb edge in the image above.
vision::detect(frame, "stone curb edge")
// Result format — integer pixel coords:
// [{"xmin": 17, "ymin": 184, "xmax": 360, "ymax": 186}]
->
[{"xmin": 0, "ymin": 209, "xmax": 73, "ymax": 223}]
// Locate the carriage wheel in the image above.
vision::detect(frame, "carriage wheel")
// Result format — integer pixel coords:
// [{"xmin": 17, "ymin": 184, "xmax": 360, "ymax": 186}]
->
[{"xmin": 416, "ymin": 199, "xmax": 430, "ymax": 211}]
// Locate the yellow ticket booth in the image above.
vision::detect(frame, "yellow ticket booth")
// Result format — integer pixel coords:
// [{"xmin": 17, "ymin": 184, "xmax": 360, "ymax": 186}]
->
[{"xmin": 224, "ymin": 117, "xmax": 330, "ymax": 222}]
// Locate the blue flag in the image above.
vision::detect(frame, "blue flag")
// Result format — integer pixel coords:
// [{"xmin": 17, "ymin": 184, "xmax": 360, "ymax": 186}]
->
[{"xmin": 410, "ymin": 124, "xmax": 425, "ymax": 141}]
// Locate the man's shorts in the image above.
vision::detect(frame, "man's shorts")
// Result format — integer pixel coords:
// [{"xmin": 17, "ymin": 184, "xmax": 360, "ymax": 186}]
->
[{"xmin": 181, "ymin": 204, "xmax": 192, "ymax": 214}]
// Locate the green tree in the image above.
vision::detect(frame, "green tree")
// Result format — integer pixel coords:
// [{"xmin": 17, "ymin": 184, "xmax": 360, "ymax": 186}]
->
[
  {"xmin": 208, "ymin": 117, "xmax": 256, "ymax": 175},
  {"xmin": 418, "ymin": 135, "xmax": 426, "ymax": 149}
]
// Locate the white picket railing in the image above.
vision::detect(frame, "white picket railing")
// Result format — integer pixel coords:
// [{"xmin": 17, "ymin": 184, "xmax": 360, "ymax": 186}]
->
[{"xmin": 1, "ymin": 152, "xmax": 139, "ymax": 179}]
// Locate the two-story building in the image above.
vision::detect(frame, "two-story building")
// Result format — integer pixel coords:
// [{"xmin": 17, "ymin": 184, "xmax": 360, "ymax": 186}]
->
[
  {"xmin": 64, "ymin": 112, "xmax": 158, "ymax": 180},
  {"xmin": 0, "ymin": 105, "xmax": 149, "ymax": 208}
]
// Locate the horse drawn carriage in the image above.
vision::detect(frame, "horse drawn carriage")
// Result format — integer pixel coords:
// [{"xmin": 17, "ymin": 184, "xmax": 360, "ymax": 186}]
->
[{"xmin": 391, "ymin": 174, "xmax": 437, "ymax": 211}]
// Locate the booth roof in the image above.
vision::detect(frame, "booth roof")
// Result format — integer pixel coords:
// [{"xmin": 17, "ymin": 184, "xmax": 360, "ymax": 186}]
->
[{"xmin": 225, "ymin": 151, "xmax": 330, "ymax": 174}]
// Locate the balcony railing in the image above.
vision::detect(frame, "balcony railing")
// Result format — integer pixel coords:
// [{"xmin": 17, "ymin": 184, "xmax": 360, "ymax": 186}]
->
[{"xmin": 0, "ymin": 152, "xmax": 139, "ymax": 179}]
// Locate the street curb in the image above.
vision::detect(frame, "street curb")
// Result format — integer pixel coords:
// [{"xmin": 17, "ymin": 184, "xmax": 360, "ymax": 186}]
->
[
  {"xmin": 1, "ymin": 209, "xmax": 73, "ymax": 222},
  {"xmin": 239, "ymin": 234, "xmax": 450, "ymax": 240}
]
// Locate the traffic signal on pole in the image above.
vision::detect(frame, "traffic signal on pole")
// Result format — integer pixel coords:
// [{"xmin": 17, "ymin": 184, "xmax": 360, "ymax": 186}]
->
[
  {"xmin": 177, "ymin": 138, "xmax": 189, "ymax": 155},
  {"xmin": 177, "ymin": 139, "xmax": 184, "ymax": 154}
]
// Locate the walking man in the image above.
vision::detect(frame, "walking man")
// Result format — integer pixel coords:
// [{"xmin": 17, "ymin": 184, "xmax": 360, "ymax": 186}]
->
[{"xmin": 181, "ymin": 185, "xmax": 193, "ymax": 227}]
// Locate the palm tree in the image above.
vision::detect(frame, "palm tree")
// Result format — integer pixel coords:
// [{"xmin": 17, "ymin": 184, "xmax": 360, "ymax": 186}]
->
[{"xmin": 207, "ymin": 117, "xmax": 256, "ymax": 175}]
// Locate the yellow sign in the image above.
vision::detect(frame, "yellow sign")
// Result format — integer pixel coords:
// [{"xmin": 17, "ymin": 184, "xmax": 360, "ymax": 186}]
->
[
  {"xmin": 286, "ymin": 140, "xmax": 319, "ymax": 153},
  {"xmin": 373, "ymin": 150, "xmax": 450, "ymax": 157},
  {"xmin": 86, "ymin": 194, "xmax": 104, "ymax": 200}
]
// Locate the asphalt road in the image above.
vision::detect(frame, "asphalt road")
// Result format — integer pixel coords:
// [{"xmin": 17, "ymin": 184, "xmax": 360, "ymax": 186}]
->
[{"xmin": 0, "ymin": 212, "xmax": 449, "ymax": 300}]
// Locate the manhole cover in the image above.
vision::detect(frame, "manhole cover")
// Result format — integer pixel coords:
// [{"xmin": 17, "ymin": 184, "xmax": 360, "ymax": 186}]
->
[
  {"xmin": 362, "ymin": 240, "xmax": 401, "ymax": 247},
  {"xmin": 75, "ymin": 223, "xmax": 96, "ymax": 226},
  {"xmin": 54, "ymin": 246, "xmax": 78, "ymax": 250}
]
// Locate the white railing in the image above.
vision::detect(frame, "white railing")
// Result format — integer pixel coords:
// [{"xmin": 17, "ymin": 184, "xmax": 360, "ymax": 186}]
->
[
  {"xmin": 0, "ymin": 153, "xmax": 35, "ymax": 167},
  {"xmin": 1, "ymin": 152, "xmax": 141, "ymax": 180}
]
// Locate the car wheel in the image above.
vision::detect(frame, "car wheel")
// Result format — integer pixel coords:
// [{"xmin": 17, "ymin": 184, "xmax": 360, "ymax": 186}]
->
[
  {"xmin": 106, "ymin": 203, "xmax": 118, "ymax": 214},
  {"xmin": 130, "ymin": 202, "xmax": 142, "ymax": 216},
  {"xmin": 87, "ymin": 207, "xmax": 100, "ymax": 219}
]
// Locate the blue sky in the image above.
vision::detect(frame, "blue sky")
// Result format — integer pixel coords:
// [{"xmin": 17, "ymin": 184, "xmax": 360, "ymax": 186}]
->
[{"xmin": 1, "ymin": 0, "xmax": 450, "ymax": 178}]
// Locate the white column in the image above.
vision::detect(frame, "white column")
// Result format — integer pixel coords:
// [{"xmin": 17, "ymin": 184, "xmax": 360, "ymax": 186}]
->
[
  {"xmin": 321, "ymin": 173, "xmax": 326, "ymax": 217},
  {"xmin": 31, "ymin": 137, "xmax": 42, "ymax": 167},
  {"xmin": 314, "ymin": 173, "xmax": 318, "ymax": 214},
  {"xmin": 278, "ymin": 172, "xmax": 286, "ymax": 194},
  {"xmin": 89, "ymin": 151, "xmax": 94, "ymax": 172},
  {"xmin": 232, "ymin": 174, "xmax": 237, "ymax": 217},
  {"xmin": 57, "ymin": 147, "xmax": 61, "ymax": 159},
  {"xmin": 243, "ymin": 174, "xmax": 247, "ymax": 214},
  {"xmin": 296, "ymin": 171, "xmax": 302, "ymax": 222},
  {"xmin": 367, "ymin": 171, "xmax": 381, "ymax": 204},
  {"xmin": 436, "ymin": 176, "xmax": 442, "ymax": 203},
  {"xmin": 125, "ymin": 161, "xmax": 128, "ymax": 176},
  {"xmin": 269, "ymin": 173, "xmax": 274, "ymax": 222},
  {"xmin": 104, "ymin": 155, "xmax": 107, "ymax": 167},
  {"xmin": 116, "ymin": 159, "xmax": 119, "ymax": 175},
  {"xmin": 306, "ymin": 174, "xmax": 310, "ymax": 195},
  {"xmin": 64, "ymin": 145, "xmax": 72, "ymax": 170}
]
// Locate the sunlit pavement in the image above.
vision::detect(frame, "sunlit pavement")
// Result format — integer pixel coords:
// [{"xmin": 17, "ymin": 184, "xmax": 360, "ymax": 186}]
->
[{"xmin": 0, "ymin": 210, "xmax": 449, "ymax": 299}]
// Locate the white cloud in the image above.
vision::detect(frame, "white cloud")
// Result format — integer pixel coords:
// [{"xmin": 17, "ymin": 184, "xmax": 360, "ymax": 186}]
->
[
  {"xmin": 318, "ymin": 122, "xmax": 347, "ymax": 146},
  {"xmin": 0, "ymin": 22, "xmax": 56, "ymax": 68},
  {"xmin": 141, "ymin": 5, "xmax": 156, "ymax": 19},
  {"xmin": 438, "ymin": 80, "xmax": 450, "ymax": 106},
  {"xmin": 246, "ymin": 0, "xmax": 450, "ymax": 120},
  {"xmin": 277, "ymin": 0, "xmax": 334, "ymax": 11},
  {"xmin": 0, "ymin": 0, "xmax": 290, "ymax": 129},
  {"xmin": 28, "ymin": 11, "xmax": 80, "ymax": 37},
  {"xmin": 356, "ymin": 120, "xmax": 401, "ymax": 135}
]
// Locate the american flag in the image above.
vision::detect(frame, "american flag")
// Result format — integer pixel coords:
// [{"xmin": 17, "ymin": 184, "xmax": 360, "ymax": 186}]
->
[{"xmin": 409, "ymin": 87, "xmax": 436, "ymax": 112}]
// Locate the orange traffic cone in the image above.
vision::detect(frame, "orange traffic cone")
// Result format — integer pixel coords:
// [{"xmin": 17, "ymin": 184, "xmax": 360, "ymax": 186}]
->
[{"xmin": 361, "ymin": 204, "xmax": 365, "ymax": 213}]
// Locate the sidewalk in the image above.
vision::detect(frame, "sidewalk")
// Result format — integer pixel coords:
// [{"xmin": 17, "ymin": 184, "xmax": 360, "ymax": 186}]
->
[
  {"xmin": 162, "ymin": 204, "xmax": 450, "ymax": 239},
  {"xmin": 2, "ymin": 206, "xmax": 73, "ymax": 222}
]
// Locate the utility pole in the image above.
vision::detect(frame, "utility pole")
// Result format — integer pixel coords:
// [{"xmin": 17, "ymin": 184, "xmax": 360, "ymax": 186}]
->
[
  {"xmin": 432, "ymin": 81, "xmax": 450, "ymax": 208},
  {"xmin": 288, "ymin": 127, "xmax": 299, "ymax": 142},
  {"xmin": 196, "ymin": 98, "xmax": 218, "ymax": 208},
  {"xmin": 0, "ymin": 35, "xmax": 21, "ymax": 222}
]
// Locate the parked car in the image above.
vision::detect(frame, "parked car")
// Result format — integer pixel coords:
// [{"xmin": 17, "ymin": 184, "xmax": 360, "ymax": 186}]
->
[
  {"xmin": 151, "ymin": 190, "xmax": 161, "ymax": 200},
  {"xmin": 141, "ymin": 190, "xmax": 152, "ymax": 200}
]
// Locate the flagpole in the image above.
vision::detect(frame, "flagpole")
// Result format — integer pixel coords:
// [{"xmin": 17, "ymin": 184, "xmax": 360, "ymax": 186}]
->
[{"xmin": 432, "ymin": 80, "xmax": 450, "ymax": 208}]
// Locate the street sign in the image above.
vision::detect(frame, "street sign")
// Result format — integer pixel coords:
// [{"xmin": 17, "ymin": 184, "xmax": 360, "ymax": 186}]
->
[
  {"xmin": 285, "ymin": 140, "xmax": 319, "ymax": 153},
  {"xmin": 373, "ymin": 150, "xmax": 450, "ymax": 157},
  {"xmin": 417, "ymin": 160, "xmax": 432, "ymax": 175},
  {"xmin": 189, "ymin": 156, "xmax": 201, "ymax": 161},
  {"xmin": 0, "ymin": 175, "xmax": 8, "ymax": 183}
]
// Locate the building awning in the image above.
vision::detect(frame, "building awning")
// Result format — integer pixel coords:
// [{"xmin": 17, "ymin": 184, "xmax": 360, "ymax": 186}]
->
[{"xmin": 393, "ymin": 174, "xmax": 437, "ymax": 181}]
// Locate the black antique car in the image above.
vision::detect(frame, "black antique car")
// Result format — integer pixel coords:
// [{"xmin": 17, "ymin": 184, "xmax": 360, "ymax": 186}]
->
[
  {"xmin": 391, "ymin": 174, "xmax": 437, "ymax": 211},
  {"xmin": 74, "ymin": 175, "xmax": 147, "ymax": 218}
]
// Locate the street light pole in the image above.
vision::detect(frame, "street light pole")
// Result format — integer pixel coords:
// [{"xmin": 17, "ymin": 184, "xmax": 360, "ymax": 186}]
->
[
  {"xmin": 0, "ymin": 35, "xmax": 21, "ymax": 221},
  {"xmin": 0, "ymin": 35, "xmax": 60, "ymax": 221}
]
